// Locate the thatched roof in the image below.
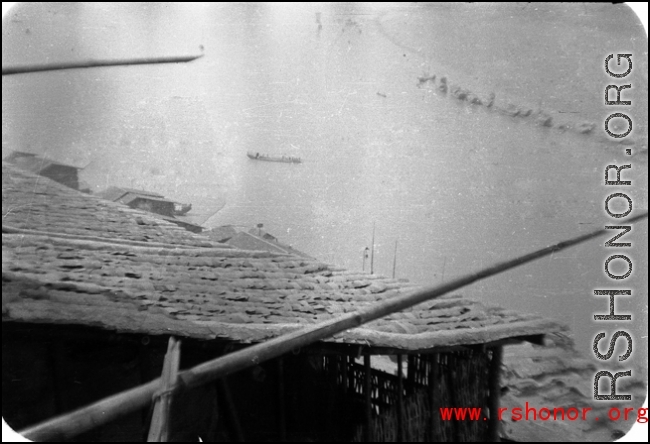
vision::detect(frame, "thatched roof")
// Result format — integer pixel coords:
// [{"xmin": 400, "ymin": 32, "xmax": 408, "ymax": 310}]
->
[{"xmin": 2, "ymin": 163, "xmax": 565, "ymax": 350}]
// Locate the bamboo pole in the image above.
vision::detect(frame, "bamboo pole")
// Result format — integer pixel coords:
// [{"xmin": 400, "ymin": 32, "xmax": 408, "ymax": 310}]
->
[
  {"xmin": 2, "ymin": 54, "xmax": 204, "ymax": 76},
  {"xmin": 18, "ymin": 212, "xmax": 648, "ymax": 441},
  {"xmin": 147, "ymin": 337, "xmax": 181, "ymax": 442}
]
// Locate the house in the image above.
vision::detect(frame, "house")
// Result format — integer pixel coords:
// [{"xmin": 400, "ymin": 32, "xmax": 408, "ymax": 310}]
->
[
  {"xmin": 205, "ymin": 225, "xmax": 314, "ymax": 259},
  {"xmin": 3, "ymin": 164, "xmax": 217, "ymax": 248},
  {"xmin": 499, "ymin": 333, "xmax": 645, "ymax": 442},
  {"xmin": 4, "ymin": 150, "xmax": 82, "ymax": 191},
  {"xmin": 165, "ymin": 215, "xmax": 204, "ymax": 234},
  {"xmin": 2, "ymin": 163, "xmax": 565, "ymax": 442},
  {"xmin": 97, "ymin": 186, "xmax": 204, "ymax": 233},
  {"xmin": 98, "ymin": 186, "xmax": 177, "ymax": 218}
]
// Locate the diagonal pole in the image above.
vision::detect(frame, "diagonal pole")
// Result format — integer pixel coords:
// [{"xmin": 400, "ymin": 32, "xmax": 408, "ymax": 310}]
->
[
  {"xmin": 2, "ymin": 54, "xmax": 204, "ymax": 76},
  {"xmin": 18, "ymin": 212, "xmax": 648, "ymax": 441}
]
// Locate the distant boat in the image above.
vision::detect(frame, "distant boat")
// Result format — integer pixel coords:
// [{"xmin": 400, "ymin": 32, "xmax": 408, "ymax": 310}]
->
[{"xmin": 247, "ymin": 151, "xmax": 301, "ymax": 164}]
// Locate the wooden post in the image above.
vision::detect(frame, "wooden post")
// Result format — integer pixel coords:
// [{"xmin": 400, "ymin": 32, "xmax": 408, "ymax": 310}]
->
[
  {"xmin": 19, "ymin": 215, "xmax": 648, "ymax": 441},
  {"xmin": 147, "ymin": 337, "xmax": 181, "ymax": 442},
  {"xmin": 487, "ymin": 346, "xmax": 503, "ymax": 442},
  {"xmin": 364, "ymin": 355, "xmax": 372, "ymax": 442},
  {"xmin": 396, "ymin": 354, "xmax": 404, "ymax": 443}
]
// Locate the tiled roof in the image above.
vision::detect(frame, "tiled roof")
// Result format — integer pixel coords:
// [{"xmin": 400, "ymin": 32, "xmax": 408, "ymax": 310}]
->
[
  {"xmin": 2, "ymin": 163, "xmax": 222, "ymax": 249},
  {"xmin": 2, "ymin": 163, "xmax": 564, "ymax": 350}
]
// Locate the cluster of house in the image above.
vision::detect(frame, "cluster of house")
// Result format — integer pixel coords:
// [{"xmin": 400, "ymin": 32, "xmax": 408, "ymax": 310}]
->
[
  {"xmin": 4, "ymin": 150, "xmax": 306, "ymax": 254},
  {"xmin": 2, "ymin": 151, "xmax": 637, "ymax": 442}
]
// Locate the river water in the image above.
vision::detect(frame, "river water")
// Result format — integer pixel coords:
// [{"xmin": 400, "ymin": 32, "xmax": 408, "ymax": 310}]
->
[{"xmin": 2, "ymin": 3, "xmax": 648, "ymax": 354}]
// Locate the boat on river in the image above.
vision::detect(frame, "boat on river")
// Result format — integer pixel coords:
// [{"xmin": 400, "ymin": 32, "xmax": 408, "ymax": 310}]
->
[{"xmin": 247, "ymin": 151, "xmax": 301, "ymax": 164}]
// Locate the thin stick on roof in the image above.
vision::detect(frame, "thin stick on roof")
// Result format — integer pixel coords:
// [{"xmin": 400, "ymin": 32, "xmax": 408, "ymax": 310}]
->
[
  {"xmin": 2, "ymin": 54, "xmax": 204, "ymax": 76},
  {"xmin": 18, "ymin": 211, "xmax": 648, "ymax": 441}
]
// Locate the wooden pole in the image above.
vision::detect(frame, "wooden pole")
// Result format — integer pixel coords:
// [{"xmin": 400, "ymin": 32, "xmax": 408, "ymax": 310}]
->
[
  {"xmin": 396, "ymin": 354, "xmax": 403, "ymax": 443},
  {"xmin": 2, "ymin": 54, "xmax": 204, "ymax": 76},
  {"xmin": 487, "ymin": 346, "xmax": 503, "ymax": 442},
  {"xmin": 370, "ymin": 223, "xmax": 376, "ymax": 274},
  {"xmin": 18, "ymin": 212, "xmax": 648, "ymax": 441},
  {"xmin": 392, "ymin": 240, "xmax": 398, "ymax": 279},
  {"xmin": 147, "ymin": 337, "xmax": 181, "ymax": 442}
]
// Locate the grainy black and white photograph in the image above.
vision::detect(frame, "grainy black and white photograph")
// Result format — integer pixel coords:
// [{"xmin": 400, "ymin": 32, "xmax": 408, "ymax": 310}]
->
[{"xmin": 2, "ymin": 2, "xmax": 648, "ymax": 442}]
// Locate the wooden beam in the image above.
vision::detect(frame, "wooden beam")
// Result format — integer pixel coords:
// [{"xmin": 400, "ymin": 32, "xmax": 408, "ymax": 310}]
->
[
  {"xmin": 19, "ymin": 215, "xmax": 648, "ymax": 441},
  {"xmin": 298, "ymin": 337, "xmax": 541, "ymax": 356},
  {"xmin": 487, "ymin": 346, "xmax": 503, "ymax": 442},
  {"xmin": 300, "ymin": 343, "xmax": 475, "ymax": 356}
]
